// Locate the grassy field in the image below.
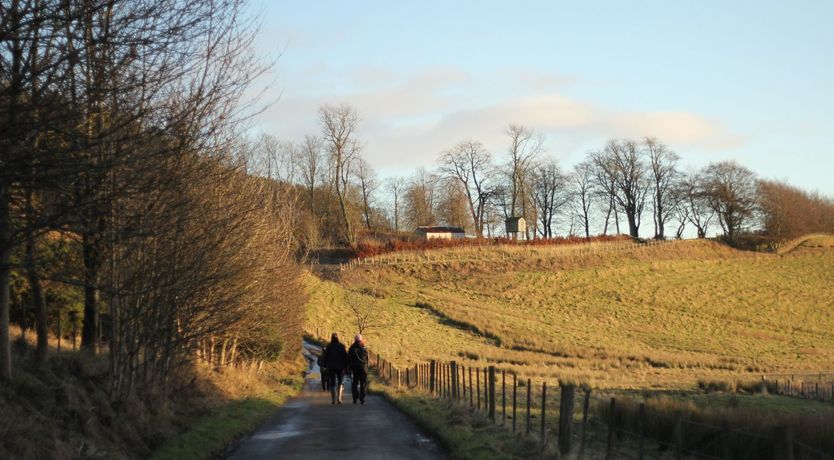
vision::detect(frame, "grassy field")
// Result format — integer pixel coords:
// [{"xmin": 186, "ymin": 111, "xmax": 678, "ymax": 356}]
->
[{"xmin": 307, "ymin": 236, "xmax": 834, "ymax": 390}]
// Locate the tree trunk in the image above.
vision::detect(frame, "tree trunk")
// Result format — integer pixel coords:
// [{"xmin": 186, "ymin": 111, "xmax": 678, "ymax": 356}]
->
[
  {"xmin": 336, "ymin": 188, "xmax": 354, "ymax": 245},
  {"xmin": 0, "ymin": 181, "xmax": 12, "ymax": 380},
  {"xmin": 25, "ymin": 200, "xmax": 48, "ymax": 363},
  {"xmin": 220, "ymin": 337, "xmax": 228, "ymax": 366},
  {"xmin": 627, "ymin": 210, "xmax": 639, "ymax": 238},
  {"xmin": 81, "ymin": 230, "xmax": 99, "ymax": 352},
  {"xmin": 229, "ymin": 336, "xmax": 239, "ymax": 365}
]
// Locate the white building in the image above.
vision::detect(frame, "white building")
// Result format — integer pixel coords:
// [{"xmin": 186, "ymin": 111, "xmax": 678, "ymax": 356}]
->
[{"xmin": 415, "ymin": 226, "xmax": 466, "ymax": 240}]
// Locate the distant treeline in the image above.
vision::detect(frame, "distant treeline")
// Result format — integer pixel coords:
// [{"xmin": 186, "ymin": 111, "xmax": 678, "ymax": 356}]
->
[
  {"xmin": 0, "ymin": 0, "xmax": 306, "ymax": 396},
  {"xmin": 243, "ymin": 108, "xmax": 834, "ymax": 250},
  {"xmin": 758, "ymin": 180, "xmax": 834, "ymax": 242}
]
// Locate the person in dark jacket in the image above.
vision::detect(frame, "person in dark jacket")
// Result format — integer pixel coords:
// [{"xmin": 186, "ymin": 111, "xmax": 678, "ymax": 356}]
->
[
  {"xmin": 316, "ymin": 354, "xmax": 329, "ymax": 392},
  {"xmin": 321, "ymin": 333, "xmax": 349, "ymax": 404},
  {"xmin": 347, "ymin": 334, "xmax": 369, "ymax": 404}
]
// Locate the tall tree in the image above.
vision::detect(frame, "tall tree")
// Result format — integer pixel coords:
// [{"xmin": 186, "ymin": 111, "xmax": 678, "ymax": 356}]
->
[
  {"xmin": 645, "ymin": 138, "xmax": 680, "ymax": 239},
  {"xmin": 702, "ymin": 161, "xmax": 757, "ymax": 241},
  {"xmin": 298, "ymin": 135, "xmax": 324, "ymax": 215},
  {"xmin": 678, "ymin": 169, "xmax": 715, "ymax": 238},
  {"xmin": 438, "ymin": 139, "xmax": 495, "ymax": 237},
  {"xmin": 319, "ymin": 104, "xmax": 361, "ymax": 245},
  {"xmin": 504, "ymin": 124, "xmax": 543, "ymax": 238},
  {"xmin": 354, "ymin": 157, "xmax": 378, "ymax": 230},
  {"xmin": 571, "ymin": 161, "xmax": 595, "ymax": 238},
  {"xmin": 385, "ymin": 176, "xmax": 406, "ymax": 232},
  {"xmin": 530, "ymin": 158, "xmax": 569, "ymax": 239},
  {"xmin": 436, "ymin": 178, "xmax": 472, "ymax": 231},
  {"xmin": 403, "ymin": 168, "xmax": 437, "ymax": 228},
  {"xmin": 590, "ymin": 139, "xmax": 649, "ymax": 237}
]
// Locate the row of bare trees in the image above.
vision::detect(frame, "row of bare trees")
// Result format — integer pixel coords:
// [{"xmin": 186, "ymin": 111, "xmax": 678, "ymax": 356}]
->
[
  {"xmin": 1, "ymin": 0, "xmax": 306, "ymax": 396},
  {"xmin": 262, "ymin": 106, "xmax": 826, "ymax": 246}
]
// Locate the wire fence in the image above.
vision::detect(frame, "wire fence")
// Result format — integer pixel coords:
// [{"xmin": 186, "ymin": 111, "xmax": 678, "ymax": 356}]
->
[
  {"xmin": 307, "ymin": 327, "xmax": 834, "ymax": 460},
  {"xmin": 760, "ymin": 373, "xmax": 834, "ymax": 403}
]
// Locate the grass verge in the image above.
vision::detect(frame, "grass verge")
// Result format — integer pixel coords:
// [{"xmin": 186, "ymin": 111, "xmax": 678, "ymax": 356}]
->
[
  {"xmin": 150, "ymin": 383, "xmax": 301, "ymax": 460},
  {"xmin": 368, "ymin": 373, "xmax": 555, "ymax": 460}
]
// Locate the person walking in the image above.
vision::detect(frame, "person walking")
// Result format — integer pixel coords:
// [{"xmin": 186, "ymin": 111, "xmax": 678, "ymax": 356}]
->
[
  {"xmin": 316, "ymin": 354, "xmax": 329, "ymax": 392},
  {"xmin": 347, "ymin": 334, "xmax": 369, "ymax": 404},
  {"xmin": 321, "ymin": 333, "xmax": 348, "ymax": 404}
]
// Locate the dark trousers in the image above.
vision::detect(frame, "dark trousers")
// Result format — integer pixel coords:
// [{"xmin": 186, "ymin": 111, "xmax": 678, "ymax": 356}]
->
[
  {"xmin": 351, "ymin": 368, "xmax": 368, "ymax": 402},
  {"xmin": 320, "ymin": 368, "xmax": 329, "ymax": 391},
  {"xmin": 327, "ymin": 368, "xmax": 344, "ymax": 390}
]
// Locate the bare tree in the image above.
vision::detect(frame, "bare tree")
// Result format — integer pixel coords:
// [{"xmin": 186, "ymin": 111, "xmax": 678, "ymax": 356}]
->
[
  {"xmin": 505, "ymin": 124, "xmax": 543, "ymax": 238},
  {"xmin": 298, "ymin": 135, "xmax": 324, "ymax": 214},
  {"xmin": 571, "ymin": 161, "xmax": 595, "ymax": 238},
  {"xmin": 645, "ymin": 138, "xmax": 680, "ymax": 239},
  {"xmin": 590, "ymin": 139, "xmax": 649, "ymax": 237},
  {"xmin": 253, "ymin": 134, "xmax": 298, "ymax": 183},
  {"xmin": 319, "ymin": 104, "xmax": 361, "ymax": 245},
  {"xmin": 758, "ymin": 179, "xmax": 834, "ymax": 240},
  {"xmin": 385, "ymin": 176, "xmax": 406, "ymax": 232},
  {"xmin": 531, "ymin": 158, "xmax": 569, "ymax": 239},
  {"xmin": 354, "ymin": 157, "xmax": 378, "ymax": 230},
  {"xmin": 438, "ymin": 139, "xmax": 495, "ymax": 237},
  {"xmin": 589, "ymin": 151, "xmax": 619, "ymax": 235},
  {"xmin": 404, "ymin": 168, "xmax": 438, "ymax": 228},
  {"xmin": 436, "ymin": 178, "xmax": 472, "ymax": 231},
  {"xmin": 346, "ymin": 294, "xmax": 380, "ymax": 335},
  {"xmin": 703, "ymin": 161, "xmax": 757, "ymax": 241},
  {"xmin": 677, "ymin": 169, "xmax": 714, "ymax": 238}
]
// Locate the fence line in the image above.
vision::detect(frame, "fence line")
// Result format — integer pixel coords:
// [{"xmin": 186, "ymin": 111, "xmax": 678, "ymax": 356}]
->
[
  {"xmin": 307, "ymin": 329, "xmax": 833, "ymax": 459},
  {"xmin": 760, "ymin": 373, "xmax": 834, "ymax": 403}
]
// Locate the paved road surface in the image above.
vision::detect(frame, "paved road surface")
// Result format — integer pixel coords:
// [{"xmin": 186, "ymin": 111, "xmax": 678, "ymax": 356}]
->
[{"xmin": 227, "ymin": 343, "xmax": 446, "ymax": 460}]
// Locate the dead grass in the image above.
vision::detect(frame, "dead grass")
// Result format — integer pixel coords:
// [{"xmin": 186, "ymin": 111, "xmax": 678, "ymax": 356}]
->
[
  {"xmin": 0, "ymin": 329, "xmax": 305, "ymax": 460},
  {"xmin": 307, "ymin": 237, "xmax": 834, "ymax": 390}
]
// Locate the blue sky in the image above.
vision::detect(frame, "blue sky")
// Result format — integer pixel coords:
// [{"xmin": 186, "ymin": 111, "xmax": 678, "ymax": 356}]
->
[{"xmin": 250, "ymin": 1, "xmax": 834, "ymax": 196}]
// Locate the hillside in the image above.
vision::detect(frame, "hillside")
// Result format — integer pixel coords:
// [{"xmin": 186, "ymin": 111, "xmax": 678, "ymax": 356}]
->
[{"xmin": 307, "ymin": 237, "xmax": 834, "ymax": 390}]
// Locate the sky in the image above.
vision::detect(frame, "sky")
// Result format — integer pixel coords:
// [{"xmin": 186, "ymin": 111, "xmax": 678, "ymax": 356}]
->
[{"xmin": 248, "ymin": 0, "xmax": 834, "ymax": 196}]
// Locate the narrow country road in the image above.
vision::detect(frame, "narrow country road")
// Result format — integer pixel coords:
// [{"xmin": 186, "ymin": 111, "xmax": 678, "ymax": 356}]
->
[{"xmin": 226, "ymin": 342, "xmax": 446, "ymax": 460}]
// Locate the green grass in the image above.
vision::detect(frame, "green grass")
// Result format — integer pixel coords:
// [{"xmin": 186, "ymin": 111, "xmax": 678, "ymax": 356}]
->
[
  {"xmin": 150, "ymin": 382, "xmax": 301, "ymax": 460},
  {"xmin": 369, "ymin": 374, "xmax": 553, "ymax": 459},
  {"xmin": 308, "ymin": 237, "xmax": 834, "ymax": 390}
]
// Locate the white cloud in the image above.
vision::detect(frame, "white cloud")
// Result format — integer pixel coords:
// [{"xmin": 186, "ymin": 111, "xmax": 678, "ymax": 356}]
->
[{"xmin": 258, "ymin": 66, "xmax": 743, "ymax": 175}]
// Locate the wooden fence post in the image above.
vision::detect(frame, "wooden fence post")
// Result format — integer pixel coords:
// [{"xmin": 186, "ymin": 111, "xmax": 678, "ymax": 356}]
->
[
  {"xmin": 605, "ymin": 398, "xmax": 616, "ymax": 460},
  {"xmin": 439, "ymin": 363, "xmax": 444, "ymax": 397},
  {"xmin": 469, "ymin": 367, "xmax": 474, "ymax": 407},
  {"xmin": 502, "ymin": 370, "xmax": 506, "ymax": 424},
  {"xmin": 526, "ymin": 378, "xmax": 532, "ymax": 435},
  {"xmin": 430, "ymin": 360, "xmax": 436, "ymax": 395},
  {"xmin": 578, "ymin": 389, "xmax": 591, "ymax": 460},
  {"xmin": 540, "ymin": 381, "xmax": 547, "ymax": 441},
  {"xmin": 489, "ymin": 366, "xmax": 496, "ymax": 421},
  {"xmin": 476, "ymin": 367, "xmax": 481, "ymax": 410},
  {"xmin": 461, "ymin": 365, "xmax": 466, "ymax": 401},
  {"xmin": 443, "ymin": 363, "xmax": 448, "ymax": 399},
  {"xmin": 512, "ymin": 374, "xmax": 518, "ymax": 433},
  {"xmin": 451, "ymin": 361, "xmax": 458, "ymax": 400},
  {"xmin": 558, "ymin": 384, "xmax": 575, "ymax": 455}
]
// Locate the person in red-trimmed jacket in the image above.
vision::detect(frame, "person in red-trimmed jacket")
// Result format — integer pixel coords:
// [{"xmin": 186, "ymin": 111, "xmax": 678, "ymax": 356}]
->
[{"xmin": 347, "ymin": 334, "xmax": 369, "ymax": 405}]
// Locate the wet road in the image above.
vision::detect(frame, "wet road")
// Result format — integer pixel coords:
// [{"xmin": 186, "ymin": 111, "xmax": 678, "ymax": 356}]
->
[{"xmin": 226, "ymin": 343, "xmax": 446, "ymax": 460}]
